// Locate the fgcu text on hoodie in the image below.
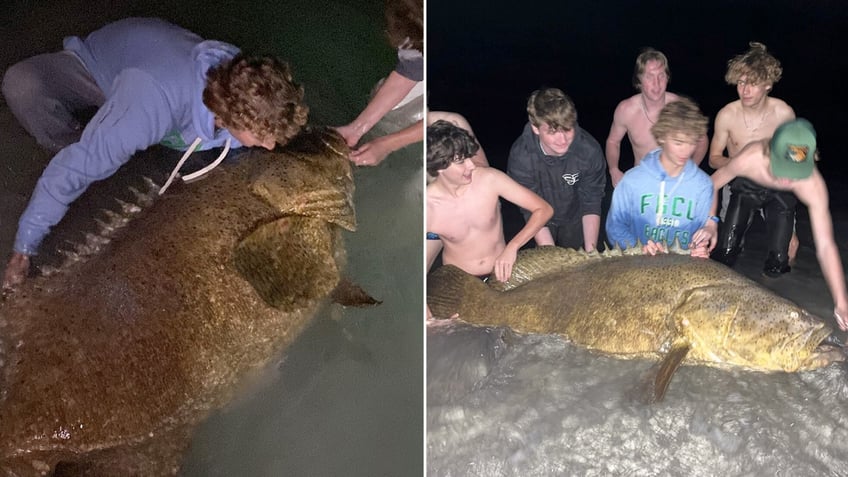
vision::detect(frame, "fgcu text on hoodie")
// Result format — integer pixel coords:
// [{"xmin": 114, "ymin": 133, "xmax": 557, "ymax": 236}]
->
[
  {"xmin": 605, "ymin": 148, "xmax": 714, "ymax": 250},
  {"xmin": 15, "ymin": 18, "xmax": 242, "ymax": 256}
]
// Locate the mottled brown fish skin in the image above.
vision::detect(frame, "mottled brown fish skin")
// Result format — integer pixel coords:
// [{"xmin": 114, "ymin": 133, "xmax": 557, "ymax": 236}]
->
[
  {"xmin": 0, "ymin": 128, "xmax": 354, "ymax": 475},
  {"xmin": 428, "ymin": 247, "xmax": 835, "ymax": 373}
]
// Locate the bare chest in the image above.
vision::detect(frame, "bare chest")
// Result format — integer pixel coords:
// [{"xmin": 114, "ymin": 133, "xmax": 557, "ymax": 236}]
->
[{"xmin": 428, "ymin": 195, "xmax": 500, "ymax": 243}]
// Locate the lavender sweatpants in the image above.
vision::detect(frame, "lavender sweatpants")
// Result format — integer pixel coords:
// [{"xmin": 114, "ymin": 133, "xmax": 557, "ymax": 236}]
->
[{"xmin": 2, "ymin": 50, "xmax": 105, "ymax": 153}]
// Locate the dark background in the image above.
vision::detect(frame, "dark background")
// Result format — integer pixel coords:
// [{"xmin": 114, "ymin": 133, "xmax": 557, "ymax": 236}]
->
[{"xmin": 428, "ymin": 0, "xmax": 848, "ymax": 242}]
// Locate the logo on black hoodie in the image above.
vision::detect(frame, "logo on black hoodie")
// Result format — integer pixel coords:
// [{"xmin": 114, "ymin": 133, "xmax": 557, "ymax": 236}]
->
[{"xmin": 561, "ymin": 172, "xmax": 579, "ymax": 185}]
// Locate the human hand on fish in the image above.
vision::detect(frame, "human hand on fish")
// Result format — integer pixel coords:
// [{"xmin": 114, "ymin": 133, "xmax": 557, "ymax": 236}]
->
[
  {"xmin": 1, "ymin": 252, "xmax": 30, "ymax": 291},
  {"xmin": 642, "ymin": 240, "xmax": 668, "ymax": 256},
  {"xmin": 688, "ymin": 242, "xmax": 711, "ymax": 258},
  {"xmin": 835, "ymin": 307, "xmax": 848, "ymax": 331},
  {"xmin": 690, "ymin": 221, "xmax": 718, "ymax": 252},
  {"xmin": 493, "ymin": 245, "xmax": 518, "ymax": 282},
  {"xmin": 349, "ymin": 137, "xmax": 391, "ymax": 167},
  {"xmin": 334, "ymin": 123, "xmax": 363, "ymax": 148}
]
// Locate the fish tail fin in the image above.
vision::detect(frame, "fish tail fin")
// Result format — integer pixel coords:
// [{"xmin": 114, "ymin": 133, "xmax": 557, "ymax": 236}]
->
[{"xmin": 427, "ymin": 265, "xmax": 490, "ymax": 319}]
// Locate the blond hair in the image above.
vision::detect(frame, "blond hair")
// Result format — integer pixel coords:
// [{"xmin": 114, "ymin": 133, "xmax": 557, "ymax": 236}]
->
[
  {"xmin": 651, "ymin": 97, "xmax": 708, "ymax": 143},
  {"xmin": 633, "ymin": 48, "xmax": 671, "ymax": 89},
  {"xmin": 725, "ymin": 42, "xmax": 783, "ymax": 86}
]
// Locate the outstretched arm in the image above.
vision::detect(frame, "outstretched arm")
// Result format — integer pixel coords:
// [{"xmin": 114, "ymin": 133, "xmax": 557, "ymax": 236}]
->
[
  {"xmin": 605, "ymin": 105, "xmax": 628, "ymax": 187},
  {"xmin": 578, "ymin": 142, "xmax": 607, "ymax": 251},
  {"xmin": 708, "ymin": 110, "xmax": 731, "ymax": 170},
  {"xmin": 492, "ymin": 170, "xmax": 553, "ymax": 282},
  {"xmin": 349, "ymin": 120, "xmax": 423, "ymax": 167},
  {"xmin": 581, "ymin": 214, "xmax": 601, "ymax": 252},
  {"xmin": 4, "ymin": 71, "xmax": 171, "ymax": 289},
  {"xmin": 799, "ymin": 176, "xmax": 848, "ymax": 330},
  {"xmin": 336, "ymin": 71, "xmax": 418, "ymax": 148},
  {"xmin": 506, "ymin": 141, "xmax": 551, "ymax": 246},
  {"xmin": 2, "ymin": 253, "xmax": 30, "ymax": 290}
]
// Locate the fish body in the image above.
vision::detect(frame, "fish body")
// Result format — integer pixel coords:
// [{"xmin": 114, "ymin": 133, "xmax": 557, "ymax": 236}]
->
[
  {"xmin": 0, "ymin": 128, "xmax": 359, "ymax": 475},
  {"xmin": 427, "ymin": 246, "xmax": 840, "ymax": 401}
]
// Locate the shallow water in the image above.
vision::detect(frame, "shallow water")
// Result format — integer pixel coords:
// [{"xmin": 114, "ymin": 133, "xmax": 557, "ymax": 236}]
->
[{"xmin": 0, "ymin": 1, "xmax": 422, "ymax": 475}]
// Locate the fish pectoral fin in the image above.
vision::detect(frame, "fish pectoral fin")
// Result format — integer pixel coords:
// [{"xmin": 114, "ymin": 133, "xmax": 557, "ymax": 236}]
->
[
  {"xmin": 234, "ymin": 216, "xmax": 340, "ymax": 311},
  {"xmin": 632, "ymin": 337, "xmax": 691, "ymax": 404},
  {"xmin": 330, "ymin": 276, "xmax": 382, "ymax": 308}
]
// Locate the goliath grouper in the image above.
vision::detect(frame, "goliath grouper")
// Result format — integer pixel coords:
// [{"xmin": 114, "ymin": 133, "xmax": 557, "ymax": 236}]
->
[
  {"xmin": 0, "ymin": 127, "xmax": 376, "ymax": 475},
  {"xmin": 427, "ymin": 246, "xmax": 844, "ymax": 403}
]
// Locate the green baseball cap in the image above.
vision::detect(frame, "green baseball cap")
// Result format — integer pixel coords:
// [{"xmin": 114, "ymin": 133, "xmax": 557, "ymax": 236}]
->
[{"xmin": 769, "ymin": 118, "xmax": 816, "ymax": 179}]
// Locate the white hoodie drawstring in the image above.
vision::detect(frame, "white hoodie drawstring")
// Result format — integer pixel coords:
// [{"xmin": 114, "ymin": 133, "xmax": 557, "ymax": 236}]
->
[
  {"xmin": 656, "ymin": 170, "xmax": 685, "ymax": 226},
  {"xmin": 158, "ymin": 137, "xmax": 231, "ymax": 196}
]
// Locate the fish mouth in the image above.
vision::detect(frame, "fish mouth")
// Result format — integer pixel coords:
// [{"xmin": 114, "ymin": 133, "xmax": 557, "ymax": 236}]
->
[
  {"xmin": 815, "ymin": 332, "xmax": 847, "ymax": 360},
  {"xmin": 797, "ymin": 328, "xmax": 846, "ymax": 370},
  {"xmin": 318, "ymin": 131, "xmax": 349, "ymax": 159}
]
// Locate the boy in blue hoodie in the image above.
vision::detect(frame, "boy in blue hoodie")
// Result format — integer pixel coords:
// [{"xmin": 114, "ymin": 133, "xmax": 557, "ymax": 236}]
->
[
  {"xmin": 1, "ymin": 18, "xmax": 309, "ymax": 289},
  {"xmin": 606, "ymin": 98, "xmax": 717, "ymax": 257}
]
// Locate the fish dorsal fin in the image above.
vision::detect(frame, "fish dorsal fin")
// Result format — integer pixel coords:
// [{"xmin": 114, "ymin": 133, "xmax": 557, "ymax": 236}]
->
[
  {"xmin": 632, "ymin": 337, "xmax": 691, "ymax": 404},
  {"xmin": 249, "ymin": 128, "xmax": 357, "ymax": 231},
  {"xmin": 488, "ymin": 246, "xmax": 602, "ymax": 292},
  {"xmin": 234, "ymin": 216, "xmax": 339, "ymax": 311}
]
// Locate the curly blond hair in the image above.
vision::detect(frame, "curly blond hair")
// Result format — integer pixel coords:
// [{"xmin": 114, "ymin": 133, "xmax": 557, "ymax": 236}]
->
[
  {"xmin": 724, "ymin": 42, "xmax": 783, "ymax": 86},
  {"xmin": 651, "ymin": 97, "xmax": 708, "ymax": 143},
  {"xmin": 203, "ymin": 54, "xmax": 309, "ymax": 147}
]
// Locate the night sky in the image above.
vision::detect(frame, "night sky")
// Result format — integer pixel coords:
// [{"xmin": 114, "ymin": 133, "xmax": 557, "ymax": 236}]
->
[{"xmin": 428, "ymin": 0, "xmax": 848, "ymax": 182}]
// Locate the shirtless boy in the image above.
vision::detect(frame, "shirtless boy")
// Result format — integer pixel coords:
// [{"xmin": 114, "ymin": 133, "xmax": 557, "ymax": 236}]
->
[
  {"xmin": 709, "ymin": 42, "xmax": 799, "ymax": 276},
  {"xmin": 426, "ymin": 120, "xmax": 552, "ymax": 291},
  {"xmin": 710, "ymin": 119, "xmax": 848, "ymax": 331},
  {"xmin": 606, "ymin": 48, "xmax": 708, "ymax": 187}
]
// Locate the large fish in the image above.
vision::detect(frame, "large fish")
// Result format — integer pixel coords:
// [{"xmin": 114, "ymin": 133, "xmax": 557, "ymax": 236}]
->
[
  {"xmin": 0, "ymin": 127, "xmax": 375, "ymax": 475},
  {"xmin": 427, "ymin": 246, "xmax": 843, "ymax": 403}
]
